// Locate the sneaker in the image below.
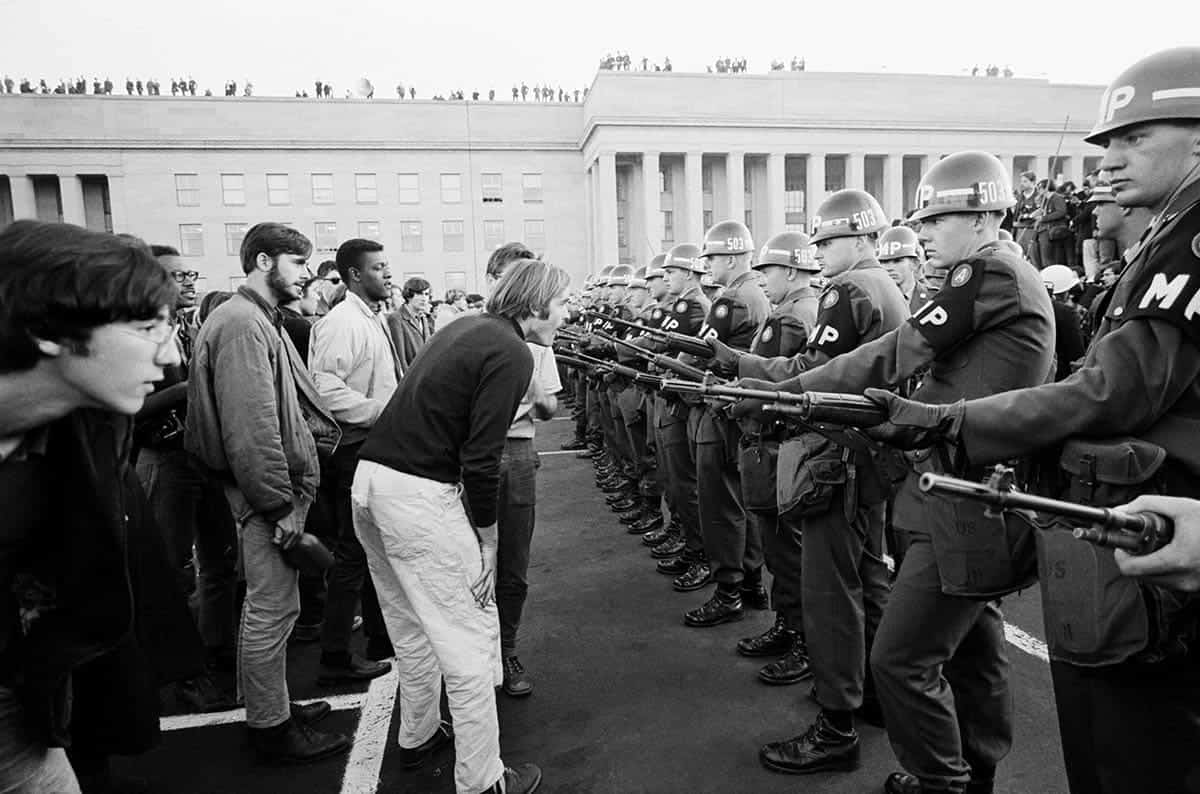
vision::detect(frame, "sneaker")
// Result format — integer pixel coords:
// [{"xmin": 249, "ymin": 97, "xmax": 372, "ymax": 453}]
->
[
  {"xmin": 502, "ymin": 655, "xmax": 533, "ymax": 697},
  {"xmin": 249, "ymin": 718, "xmax": 351, "ymax": 764},
  {"xmin": 400, "ymin": 722, "xmax": 453, "ymax": 769},
  {"xmin": 485, "ymin": 763, "xmax": 543, "ymax": 794}
]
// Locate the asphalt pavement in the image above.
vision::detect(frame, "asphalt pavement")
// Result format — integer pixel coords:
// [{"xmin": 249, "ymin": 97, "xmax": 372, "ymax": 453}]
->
[{"xmin": 117, "ymin": 415, "xmax": 1068, "ymax": 794}]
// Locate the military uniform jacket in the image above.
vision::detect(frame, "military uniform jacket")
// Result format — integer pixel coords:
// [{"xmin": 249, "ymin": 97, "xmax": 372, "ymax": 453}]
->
[
  {"xmin": 699, "ymin": 270, "xmax": 771, "ymax": 352},
  {"xmin": 739, "ymin": 259, "xmax": 909, "ymax": 381},
  {"xmin": 657, "ymin": 286, "xmax": 710, "ymax": 422},
  {"xmin": 750, "ymin": 286, "xmax": 820, "ymax": 358},
  {"xmin": 958, "ymin": 179, "xmax": 1200, "ymax": 662}
]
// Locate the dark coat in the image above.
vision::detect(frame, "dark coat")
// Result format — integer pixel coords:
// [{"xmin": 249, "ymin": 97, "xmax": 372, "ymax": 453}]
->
[{"xmin": 386, "ymin": 303, "xmax": 434, "ymax": 372}]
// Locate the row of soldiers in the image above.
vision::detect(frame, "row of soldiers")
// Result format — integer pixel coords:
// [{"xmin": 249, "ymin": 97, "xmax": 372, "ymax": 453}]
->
[{"xmin": 555, "ymin": 45, "xmax": 1200, "ymax": 794}]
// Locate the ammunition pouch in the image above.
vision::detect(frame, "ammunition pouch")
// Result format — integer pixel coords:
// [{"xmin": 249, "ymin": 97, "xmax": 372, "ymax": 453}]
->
[
  {"xmin": 737, "ymin": 435, "xmax": 780, "ymax": 512},
  {"xmin": 1040, "ymin": 437, "xmax": 1200, "ymax": 666}
]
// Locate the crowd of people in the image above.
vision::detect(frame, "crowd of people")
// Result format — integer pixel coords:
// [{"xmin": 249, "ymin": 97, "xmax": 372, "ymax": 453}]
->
[
  {"xmin": 598, "ymin": 53, "xmax": 672, "ymax": 72},
  {"xmin": 2, "ymin": 45, "xmax": 1200, "ymax": 794},
  {"xmin": 970, "ymin": 64, "xmax": 1015, "ymax": 77}
]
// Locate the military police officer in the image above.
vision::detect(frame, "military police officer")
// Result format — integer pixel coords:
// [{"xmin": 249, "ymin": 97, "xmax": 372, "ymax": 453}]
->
[
  {"xmin": 867, "ymin": 48, "xmax": 1200, "ymax": 794},
  {"xmin": 877, "ymin": 225, "xmax": 924, "ymax": 306}
]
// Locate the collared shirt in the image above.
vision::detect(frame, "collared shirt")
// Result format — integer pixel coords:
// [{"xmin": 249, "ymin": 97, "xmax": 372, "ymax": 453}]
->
[{"xmin": 310, "ymin": 291, "xmax": 402, "ymax": 442}]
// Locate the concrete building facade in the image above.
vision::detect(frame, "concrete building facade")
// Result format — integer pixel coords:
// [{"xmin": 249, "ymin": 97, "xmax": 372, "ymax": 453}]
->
[{"xmin": 1, "ymin": 70, "xmax": 1104, "ymax": 294}]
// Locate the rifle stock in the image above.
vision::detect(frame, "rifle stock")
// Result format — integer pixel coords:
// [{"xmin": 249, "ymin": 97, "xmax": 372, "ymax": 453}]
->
[{"xmin": 919, "ymin": 465, "xmax": 1173, "ymax": 555}]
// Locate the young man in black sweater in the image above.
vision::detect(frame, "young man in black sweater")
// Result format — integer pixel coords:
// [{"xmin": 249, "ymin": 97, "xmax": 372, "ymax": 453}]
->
[{"xmin": 355, "ymin": 258, "xmax": 569, "ymax": 794}]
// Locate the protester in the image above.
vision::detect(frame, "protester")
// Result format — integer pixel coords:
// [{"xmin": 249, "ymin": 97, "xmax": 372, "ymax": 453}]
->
[{"xmin": 386, "ymin": 276, "xmax": 434, "ymax": 370}]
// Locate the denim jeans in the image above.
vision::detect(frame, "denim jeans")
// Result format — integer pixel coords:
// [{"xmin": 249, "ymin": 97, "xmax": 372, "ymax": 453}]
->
[
  {"xmin": 136, "ymin": 446, "xmax": 237, "ymax": 654},
  {"xmin": 497, "ymin": 439, "xmax": 538, "ymax": 657},
  {"xmin": 0, "ymin": 687, "xmax": 81, "ymax": 794},
  {"xmin": 225, "ymin": 487, "xmax": 311, "ymax": 729},
  {"xmin": 352, "ymin": 462, "xmax": 505, "ymax": 794}
]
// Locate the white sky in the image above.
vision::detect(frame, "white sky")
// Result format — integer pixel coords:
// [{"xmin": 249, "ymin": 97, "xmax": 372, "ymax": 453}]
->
[{"xmin": 4, "ymin": 0, "xmax": 1197, "ymax": 98}]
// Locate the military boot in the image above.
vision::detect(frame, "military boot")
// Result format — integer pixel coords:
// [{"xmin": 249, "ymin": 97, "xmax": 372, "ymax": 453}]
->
[
  {"xmin": 883, "ymin": 772, "xmax": 969, "ymax": 794},
  {"xmin": 671, "ymin": 560, "xmax": 712, "ymax": 590},
  {"xmin": 640, "ymin": 524, "xmax": 672, "ymax": 546},
  {"xmin": 683, "ymin": 583, "xmax": 743, "ymax": 627},
  {"xmin": 736, "ymin": 615, "xmax": 797, "ymax": 658},
  {"xmin": 758, "ymin": 710, "xmax": 859, "ymax": 774},
  {"xmin": 609, "ymin": 495, "xmax": 638, "ymax": 512},
  {"xmin": 655, "ymin": 555, "xmax": 689, "ymax": 575},
  {"xmin": 631, "ymin": 512, "xmax": 664, "ymax": 534},
  {"xmin": 618, "ymin": 503, "xmax": 646, "ymax": 524},
  {"xmin": 757, "ymin": 636, "xmax": 813, "ymax": 685},
  {"xmin": 740, "ymin": 579, "xmax": 770, "ymax": 610},
  {"xmin": 650, "ymin": 536, "xmax": 685, "ymax": 559}
]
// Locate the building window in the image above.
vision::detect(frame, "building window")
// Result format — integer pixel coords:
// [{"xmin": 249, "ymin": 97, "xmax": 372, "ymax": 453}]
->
[
  {"xmin": 314, "ymin": 222, "xmax": 338, "ymax": 251},
  {"xmin": 703, "ymin": 210, "xmax": 713, "ymax": 231},
  {"xmin": 662, "ymin": 210, "xmax": 674, "ymax": 246},
  {"xmin": 398, "ymin": 173, "xmax": 420, "ymax": 204},
  {"xmin": 702, "ymin": 164, "xmax": 713, "ymax": 195},
  {"xmin": 179, "ymin": 224, "xmax": 204, "ymax": 256},
  {"xmin": 524, "ymin": 219, "xmax": 545, "ymax": 253},
  {"xmin": 481, "ymin": 173, "xmax": 503, "ymax": 203},
  {"xmin": 483, "ymin": 220, "xmax": 505, "ymax": 250},
  {"xmin": 224, "ymin": 223, "xmax": 249, "ymax": 256},
  {"xmin": 311, "ymin": 173, "xmax": 334, "ymax": 204},
  {"xmin": 358, "ymin": 221, "xmax": 381, "ymax": 240},
  {"xmin": 824, "ymin": 156, "xmax": 846, "ymax": 193},
  {"xmin": 784, "ymin": 155, "xmax": 808, "ymax": 230},
  {"xmin": 267, "ymin": 173, "xmax": 290, "ymax": 205},
  {"xmin": 442, "ymin": 220, "xmax": 465, "ymax": 252},
  {"xmin": 400, "ymin": 221, "xmax": 423, "ymax": 252},
  {"xmin": 175, "ymin": 174, "xmax": 199, "ymax": 207},
  {"xmin": 440, "ymin": 173, "xmax": 462, "ymax": 204},
  {"xmin": 521, "ymin": 173, "xmax": 543, "ymax": 203},
  {"xmin": 659, "ymin": 166, "xmax": 671, "ymax": 194},
  {"xmin": 445, "ymin": 271, "xmax": 467, "ymax": 292},
  {"xmin": 220, "ymin": 173, "xmax": 245, "ymax": 206},
  {"xmin": 354, "ymin": 173, "xmax": 378, "ymax": 204}
]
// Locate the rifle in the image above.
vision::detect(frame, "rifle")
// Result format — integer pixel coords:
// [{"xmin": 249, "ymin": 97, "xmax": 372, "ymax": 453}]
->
[
  {"xmin": 584, "ymin": 309, "xmax": 713, "ymax": 359},
  {"xmin": 654, "ymin": 383, "xmax": 889, "ymax": 427},
  {"xmin": 593, "ymin": 331, "xmax": 709, "ymax": 382},
  {"xmin": 919, "ymin": 465, "xmax": 1173, "ymax": 555},
  {"xmin": 565, "ymin": 351, "xmax": 665, "ymax": 389}
]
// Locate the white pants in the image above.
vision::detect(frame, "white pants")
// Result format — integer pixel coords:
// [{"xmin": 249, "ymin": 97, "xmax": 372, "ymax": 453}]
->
[{"xmin": 352, "ymin": 461, "xmax": 504, "ymax": 794}]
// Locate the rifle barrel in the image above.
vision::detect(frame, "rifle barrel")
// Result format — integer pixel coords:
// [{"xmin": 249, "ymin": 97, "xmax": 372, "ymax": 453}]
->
[{"xmin": 802, "ymin": 393, "xmax": 888, "ymax": 427}]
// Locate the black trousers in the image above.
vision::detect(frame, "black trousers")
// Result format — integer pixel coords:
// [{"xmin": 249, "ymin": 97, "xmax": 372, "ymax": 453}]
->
[{"xmin": 1050, "ymin": 656, "xmax": 1200, "ymax": 793}]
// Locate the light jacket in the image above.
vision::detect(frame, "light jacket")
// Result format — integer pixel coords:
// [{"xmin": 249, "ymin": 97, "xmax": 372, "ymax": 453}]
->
[{"xmin": 185, "ymin": 287, "xmax": 339, "ymax": 521}]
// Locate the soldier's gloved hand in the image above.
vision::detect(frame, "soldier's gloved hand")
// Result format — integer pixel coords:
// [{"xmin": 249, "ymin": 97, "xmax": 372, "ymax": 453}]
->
[
  {"xmin": 862, "ymin": 389, "xmax": 965, "ymax": 450},
  {"xmin": 727, "ymin": 377, "xmax": 784, "ymax": 420},
  {"xmin": 706, "ymin": 338, "xmax": 744, "ymax": 378}
]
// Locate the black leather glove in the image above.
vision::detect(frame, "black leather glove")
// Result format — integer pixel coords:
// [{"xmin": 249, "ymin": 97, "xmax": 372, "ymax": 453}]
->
[
  {"xmin": 862, "ymin": 389, "xmax": 965, "ymax": 450},
  {"xmin": 727, "ymin": 377, "xmax": 786, "ymax": 420},
  {"xmin": 706, "ymin": 338, "xmax": 744, "ymax": 379}
]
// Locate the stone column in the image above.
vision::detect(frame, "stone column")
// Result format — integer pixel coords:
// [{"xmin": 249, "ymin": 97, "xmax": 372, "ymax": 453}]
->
[
  {"xmin": 684, "ymin": 151, "xmax": 704, "ymax": 243},
  {"xmin": 642, "ymin": 151, "xmax": 662, "ymax": 259},
  {"xmin": 807, "ymin": 152, "xmax": 826, "ymax": 220},
  {"xmin": 725, "ymin": 151, "xmax": 745, "ymax": 224},
  {"xmin": 106, "ymin": 174, "xmax": 128, "ymax": 234},
  {"xmin": 59, "ymin": 174, "xmax": 86, "ymax": 227},
  {"xmin": 765, "ymin": 152, "xmax": 785, "ymax": 238},
  {"xmin": 596, "ymin": 152, "xmax": 619, "ymax": 266},
  {"xmin": 9, "ymin": 174, "xmax": 37, "ymax": 220},
  {"xmin": 846, "ymin": 153, "xmax": 865, "ymax": 192},
  {"xmin": 584, "ymin": 164, "xmax": 595, "ymax": 271},
  {"xmin": 886, "ymin": 154, "xmax": 906, "ymax": 221}
]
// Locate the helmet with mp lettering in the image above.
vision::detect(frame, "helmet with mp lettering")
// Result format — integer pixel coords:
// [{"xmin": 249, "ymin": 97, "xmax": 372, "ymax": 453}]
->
[
  {"xmin": 1085, "ymin": 181, "xmax": 1118, "ymax": 204},
  {"xmin": 663, "ymin": 243, "xmax": 707, "ymax": 274},
  {"xmin": 809, "ymin": 189, "xmax": 889, "ymax": 243},
  {"xmin": 593, "ymin": 264, "xmax": 615, "ymax": 288},
  {"xmin": 608, "ymin": 264, "xmax": 635, "ymax": 287},
  {"xmin": 876, "ymin": 226, "xmax": 921, "ymax": 262},
  {"xmin": 630, "ymin": 265, "xmax": 649, "ymax": 289},
  {"xmin": 645, "ymin": 253, "xmax": 668, "ymax": 280},
  {"xmin": 753, "ymin": 231, "xmax": 820, "ymax": 272},
  {"xmin": 698, "ymin": 219, "xmax": 754, "ymax": 258},
  {"xmin": 997, "ymin": 228, "xmax": 1014, "ymax": 241},
  {"xmin": 1085, "ymin": 47, "xmax": 1200, "ymax": 145},
  {"xmin": 910, "ymin": 151, "xmax": 1015, "ymax": 222},
  {"xmin": 1041, "ymin": 264, "xmax": 1080, "ymax": 295}
]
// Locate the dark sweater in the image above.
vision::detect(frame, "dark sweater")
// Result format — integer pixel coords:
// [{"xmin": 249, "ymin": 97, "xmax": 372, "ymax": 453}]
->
[{"xmin": 359, "ymin": 314, "xmax": 534, "ymax": 527}]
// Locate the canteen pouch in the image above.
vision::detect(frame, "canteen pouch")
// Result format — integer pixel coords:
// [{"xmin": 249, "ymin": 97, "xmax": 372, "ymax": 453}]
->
[
  {"xmin": 777, "ymin": 433, "xmax": 845, "ymax": 520},
  {"xmin": 738, "ymin": 436, "xmax": 779, "ymax": 512},
  {"xmin": 917, "ymin": 455, "xmax": 1039, "ymax": 599},
  {"xmin": 1038, "ymin": 437, "xmax": 1183, "ymax": 666}
]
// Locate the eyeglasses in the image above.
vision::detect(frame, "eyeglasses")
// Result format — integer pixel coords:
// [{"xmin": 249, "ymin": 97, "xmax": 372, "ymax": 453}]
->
[
  {"xmin": 116, "ymin": 318, "xmax": 179, "ymax": 347},
  {"xmin": 171, "ymin": 270, "xmax": 201, "ymax": 283}
]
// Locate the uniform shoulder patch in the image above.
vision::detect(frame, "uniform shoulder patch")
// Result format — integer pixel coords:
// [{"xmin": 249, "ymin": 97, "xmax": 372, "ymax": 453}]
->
[
  {"xmin": 950, "ymin": 263, "xmax": 973, "ymax": 288},
  {"xmin": 714, "ymin": 304, "xmax": 729, "ymax": 319},
  {"xmin": 1192, "ymin": 232, "xmax": 1200, "ymax": 259},
  {"xmin": 822, "ymin": 289, "xmax": 840, "ymax": 309},
  {"xmin": 675, "ymin": 300, "xmax": 689, "ymax": 313},
  {"xmin": 907, "ymin": 257, "xmax": 986, "ymax": 353},
  {"xmin": 761, "ymin": 325, "xmax": 774, "ymax": 342}
]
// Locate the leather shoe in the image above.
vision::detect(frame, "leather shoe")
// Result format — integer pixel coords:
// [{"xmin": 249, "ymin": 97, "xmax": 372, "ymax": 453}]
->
[
  {"xmin": 684, "ymin": 587, "xmax": 743, "ymax": 626},
  {"xmin": 605, "ymin": 490, "xmax": 632, "ymax": 505},
  {"xmin": 502, "ymin": 655, "xmax": 533, "ymax": 697},
  {"xmin": 656, "ymin": 556, "xmax": 689, "ymax": 575},
  {"xmin": 560, "ymin": 438, "xmax": 588, "ymax": 451},
  {"xmin": 484, "ymin": 763, "xmax": 543, "ymax": 794},
  {"xmin": 174, "ymin": 675, "xmax": 236, "ymax": 713},
  {"xmin": 672, "ymin": 561, "xmax": 712, "ymax": 591},
  {"xmin": 737, "ymin": 615, "xmax": 797, "ymax": 658},
  {"xmin": 601, "ymin": 480, "xmax": 632, "ymax": 495},
  {"xmin": 884, "ymin": 772, "xmax": 967, "ymax": 794},
  {"xmin": 610, "ymin": 496, "xmax": 638, "ymax": 512},
  {"xmin": 317, "ymin": 653, "xmax": 392, "ymax": 685},
  {"xmin": 249, "ymin": 718, "xmax": 350, "ymax": 764},
  {"xmin": 618, "ymin": 507, "xmax": 645, "ymax": 524},
  {"xmin": 632, "ymin": 513, "xmax": 664, "ymax": 533},
  {"xmin": 740, "ymin": 581, "xmax": 770, "ymax": 610},
  {"xmin": 400, "ymin": 722, "xmax": 453, "ymax": 769},
  {"xmin": 651, "ymin": 536, "xmax": 686, "ymax": 559},
  {"xmin": 641, "ymin": 526, "xmax": 672, "ymax": 546},
  {"xmin": 759, "ymin": 711, "xmax": 859, "ymax": 774},
  {"xmin": 290, "ymin": 700, "xmax": 331, "ymax": 725},
  {"xmin": 758, "ymin": 637, "xmax": 813, "ymax": 685},
  {"xmin": 365, "ymin": 637, "xmax": 394, "ymax": 661}
]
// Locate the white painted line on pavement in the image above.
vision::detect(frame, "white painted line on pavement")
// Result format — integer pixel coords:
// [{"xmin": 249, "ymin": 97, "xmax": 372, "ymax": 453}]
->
[
  {"xmin": 160, "ymin": 690, "xmax": 367, "ymax": 732},
  {"xmin": 1004, "ymin": 622, "xmax": 1050, "ymax": 662},
  {"xmin": 339, "ymin": 665, "xmax": 400, "ymax": 794},
  {"xmin": 539, "ymin": 449, "xmax": 583, "ymax": 456}
]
